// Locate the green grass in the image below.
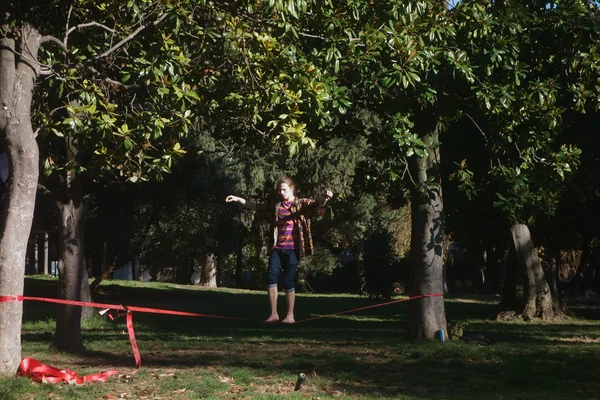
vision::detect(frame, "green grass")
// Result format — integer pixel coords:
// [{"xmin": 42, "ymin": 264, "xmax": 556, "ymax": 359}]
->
[{"xmin": 1, "ymin": 276, "xmax": 599, "ymax": 399}]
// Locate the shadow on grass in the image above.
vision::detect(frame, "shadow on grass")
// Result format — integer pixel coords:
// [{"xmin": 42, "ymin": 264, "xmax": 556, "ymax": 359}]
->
[{"xmin": 20, "ymin": 277, "xmax": 600, "ymax": 400}]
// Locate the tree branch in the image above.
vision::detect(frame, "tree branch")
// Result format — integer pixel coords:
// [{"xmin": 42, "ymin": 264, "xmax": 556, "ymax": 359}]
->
[
  {"xmin": 65, "ymin": 21, "xmax": 117, "ymax": 44},
  {"xmin": 84, "ymin": 65, "xmax": 138, "ymax": 89},
  {"xmin": 464, "ymin": 112, "xmax": 488, "ymax": 145},
  {"xmin": 40, "ymin": 35, "xmax": 68, "ymax": 54},
  {"xmin": 298, "ymin": 32, "xmax": 324, "ymax": 40},
  {"xmin": 94, "ymin": 12, "xmax": 169, "ymax": 60}
]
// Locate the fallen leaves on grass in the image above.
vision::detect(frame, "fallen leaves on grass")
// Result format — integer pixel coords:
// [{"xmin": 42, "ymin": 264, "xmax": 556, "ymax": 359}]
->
[
  {"xmin": 157, "ymin": 372, "xmax": 176, "ymax": 379},
  {"xmin": 172, "ymin": 388, "xmax": 187, "ymax": 394},
  {"xmin": 102, "ymin": 396, "xmax": 117, "ymax": 400},
  {"xmin": 228, "ymin": 384, "xmax": 244, "ymax": 394},
  {"xmin": 218, "ymin": 375, "xmax": 234, "ymax": 384},
  {"xmin": 555, "ymin": 335, "xmax": 600, "ymax": 343},
  {"xmin": 118, "ymin": 374, "xmax": 134, "ymax": 383}
]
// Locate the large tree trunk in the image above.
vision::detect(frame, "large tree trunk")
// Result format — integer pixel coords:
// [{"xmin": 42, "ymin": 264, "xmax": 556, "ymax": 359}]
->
[
  {"xmin": 200, "ymin": 252, "xmax": 217, "ymax": 287},
  {"xmin": 0, "ymin": 21, "xmax": 41, "ymax": 377},
  {"xmin": 510, "ymin": 224, "xmax": 555, "ymax": 320},
  {"xmin": 407, "ymin": 126, "xmax": 447, "ymax": 340},
  {"xmin": 54, "ymin": 172, "xmax": 87, "ymax": 352}
]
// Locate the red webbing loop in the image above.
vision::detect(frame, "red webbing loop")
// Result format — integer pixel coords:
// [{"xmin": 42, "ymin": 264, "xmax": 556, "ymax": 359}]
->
[{"xmin": 18, "ymin": 358, "xmax": 119, "ymax": 384}]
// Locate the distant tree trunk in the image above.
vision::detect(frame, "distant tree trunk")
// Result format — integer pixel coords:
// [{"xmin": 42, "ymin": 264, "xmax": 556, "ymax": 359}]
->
[
  {"xmin": 200, "ymin": 253, "xmax": 217, "ymax": 287},
  {"xmin": 546, "ymin": 255, "xmax": 559, "ymax": 298},
  {"xmin": 484, "ymin": 244, "xmax": 501, "ymax": 294},
  {"xmin": 575, "ymin": 240, "xmax": 594, "ymax": 296},
  {"xmin": 467, "ymin": 243, "xmax": 485, "ymax": 294},
  {"xmin": 26, "ymin": 235, "xmax": 36, "ymax": 275},
  {"xmin": 297, "ymin": 267, "xmax": 308, "ymax": 293},
  {"xmin": 0, "ymin": 20, "xmax": 41, "ymax": 376},
  {"xmin": 54, "ymin": 172, "xmax": 87, "ymax": 352},
  {"xmin": 357, "ymin": 250, "xmax": 366, "ymax": 294},
  {"xmin": 510, "ymin": 224, "xmax": 556, "ymax": 320},
  {"xmin": 175, "ymin": 254, "xmax": 190, "ymax": 284},
  {"xmin": 235, "ymin": 239, "xmax": 244, "ymax": 288},
  {"xmin": 38, "ymin": 233, "xmax": 48, "ymax": 275},
  {"xmin": 407, "ymin": 123, "xmax": 447, "ymax": 340}
]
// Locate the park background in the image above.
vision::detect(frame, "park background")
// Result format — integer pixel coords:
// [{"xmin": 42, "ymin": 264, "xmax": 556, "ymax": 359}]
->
[{"xmin": 1, "ymin": 0, "xmax": 600, "ymax": 398}]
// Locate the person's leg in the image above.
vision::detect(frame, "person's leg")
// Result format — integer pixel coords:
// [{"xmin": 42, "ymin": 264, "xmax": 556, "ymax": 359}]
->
[
  {"xmin": 281, "ymin": 250, "xmax": 299, "ymax": 324},
  {"xmin": 266, "ymin": 286, "xmax": 279, "ymax": 323},
  {"xmin": 265, "ymin": 250, "xmax": 282, "ymax": 323},
  {"xmin": 282, "ymin": 290, "xmax": 295, "ymax": 324}
]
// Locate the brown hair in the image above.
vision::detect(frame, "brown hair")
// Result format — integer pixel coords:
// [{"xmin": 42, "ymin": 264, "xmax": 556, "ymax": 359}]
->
[{"xmin": 278, "ymin": 176, "xmax": 295, "ymax": 192}]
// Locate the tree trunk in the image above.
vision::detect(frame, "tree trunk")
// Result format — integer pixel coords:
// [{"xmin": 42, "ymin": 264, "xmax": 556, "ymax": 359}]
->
[
  {"xmin": 546, "ymin": 255, "xmax": 559, "ymax": 298},
  {"xmin": 26, "ymin": 235, "xmax": 36, "ymax": 275},
  {"xmin": 80, "ymin": 259, "xmax": 93, "ymax": 321},
  {"xmin": 484, "ymin": 244, "xmax": 499, "ymax": 294},
  {"xmin": 297, "ymin": 267, "xmax": 308, "ymax": 293},
  {"xmin": 200, "ymin": 252, "xmax": 217, "ymax": 287},
  {"xmin": 38, "ymin": 233, "xmax": 48, "ymax": 275},
  {"xmin": 175, "ymin": 254, "xmax": 190, "ymax": 284},
  {"xmin": 510, "ymin": 224, "xmax": 555, "ymax": 320},
  {"xmin": 54, "ymin": 172, "xmax": 87, "ymax": 352},
  {"xmin": 235, "ymin": 239, "xmax": 244, "ymax": 288},
  {"xmin": 407, "ymin": 126, "xmax": 447, "ymax": 340},
  {"xmin": 0, "ymin": 21, "xmax": 41, "ymax": 376}
]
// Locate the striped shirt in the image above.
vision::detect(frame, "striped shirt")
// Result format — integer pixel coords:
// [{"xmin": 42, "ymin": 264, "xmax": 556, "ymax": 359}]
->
[{"xmin": 275, "ymin": 201, "xmax": 295, "ymax": 250}]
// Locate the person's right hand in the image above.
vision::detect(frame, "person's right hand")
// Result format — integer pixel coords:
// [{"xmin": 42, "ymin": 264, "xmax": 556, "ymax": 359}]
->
[{"xmin": 225, "ymin": 195, "xmax": 242, "ymax": 203}]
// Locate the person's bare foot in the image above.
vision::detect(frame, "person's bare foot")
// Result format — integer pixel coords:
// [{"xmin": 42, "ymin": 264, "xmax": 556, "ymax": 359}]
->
[
  {"xmin": 281, "ymin": 316, "xmax": 295, "ymax": 324},
  {"xmin": 265, "ymin": 314, "xmax": 279, "ymax": 323}
]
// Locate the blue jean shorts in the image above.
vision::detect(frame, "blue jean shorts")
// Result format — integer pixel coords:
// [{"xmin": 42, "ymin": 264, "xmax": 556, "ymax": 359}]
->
[{"xmin": 267, "ymin": 249, "xmax": 298, "ymax": 293}]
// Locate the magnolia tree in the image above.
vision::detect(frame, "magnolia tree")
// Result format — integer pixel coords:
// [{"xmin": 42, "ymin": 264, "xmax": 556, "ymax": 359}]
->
[{"xmin": 0, "ymin": 0, "xmax": 344, "ymax": 375}]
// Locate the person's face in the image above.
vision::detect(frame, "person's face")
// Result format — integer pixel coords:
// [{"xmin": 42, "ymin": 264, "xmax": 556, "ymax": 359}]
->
[{"xmin": 279, "ymin": 183, "xmax": 294, "ymax": 201}]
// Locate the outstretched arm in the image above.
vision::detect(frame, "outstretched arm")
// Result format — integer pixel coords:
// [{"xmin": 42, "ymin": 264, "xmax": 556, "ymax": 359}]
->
[
  {"xmin": 318, "ymin": 189, "xmax": 333, "ymax": 207},
  {"xmin": 298, "ymin": 190, "xmax": 333, "ymax": 217},
  {"xmin": 225, "ymin": 195, "xmax": 257, "ymax": 211}
]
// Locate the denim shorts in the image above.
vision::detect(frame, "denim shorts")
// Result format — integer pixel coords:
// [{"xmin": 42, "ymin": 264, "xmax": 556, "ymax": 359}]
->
[{"xmin": 267, "ymin": 249, "xmax": 298, "ymax": 293}]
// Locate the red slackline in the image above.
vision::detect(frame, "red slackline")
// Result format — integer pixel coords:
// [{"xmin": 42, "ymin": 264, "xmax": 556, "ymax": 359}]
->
[{"xmin": 0, "ymin": 292, "xmax": 443, "ymax": 384}]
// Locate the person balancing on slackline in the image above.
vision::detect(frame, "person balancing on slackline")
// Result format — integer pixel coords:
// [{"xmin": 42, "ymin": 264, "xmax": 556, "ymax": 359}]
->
[{"xmin": 226, "ymin": 176, "xmax": 333, "ymax": 324}]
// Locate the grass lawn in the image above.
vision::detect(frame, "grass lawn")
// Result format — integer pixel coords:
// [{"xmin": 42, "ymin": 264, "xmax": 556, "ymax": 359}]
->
[{"xmin": 1, "ymin": 276, "xmax": 599, "ymax": 400}]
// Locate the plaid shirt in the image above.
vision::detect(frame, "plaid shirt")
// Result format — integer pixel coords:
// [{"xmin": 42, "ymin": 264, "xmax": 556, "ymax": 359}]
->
[{"xmin": 257, "ymin": 198, "xmax": 325, "ymax": 259}]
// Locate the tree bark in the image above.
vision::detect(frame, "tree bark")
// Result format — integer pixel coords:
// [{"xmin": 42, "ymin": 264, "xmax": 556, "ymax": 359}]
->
[
  {"xmin": 510, "ymin": 224, "xmax": 555, "ymax": 320},
  {"xmin": 54, "ymin": 172, "xmax": 87, "ymax": 352},
  {"xmin": 407, "ymin": 125, "xmax": 447, "ymax": 340},
  {"xmin": 200, "ymin": 252, "xmax": 217, "ymax": 287},
  {"xmin": 0, "ymin": 21, "xmax": 41, "ymax": 376}
]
